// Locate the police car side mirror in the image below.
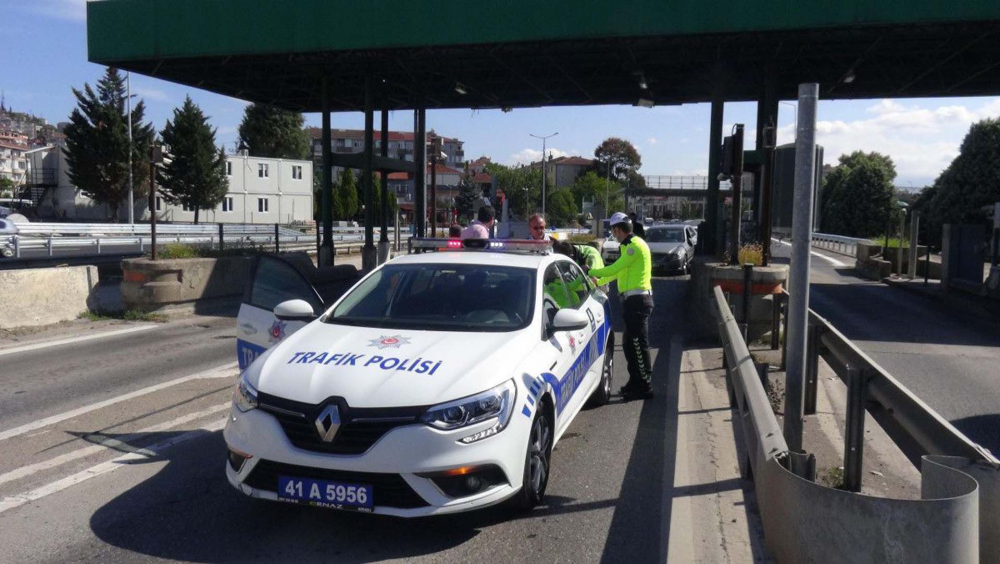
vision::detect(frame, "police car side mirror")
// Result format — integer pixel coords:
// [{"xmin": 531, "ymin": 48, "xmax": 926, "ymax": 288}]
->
[
  {"xmin": 550, "ymin": 309, "xmax": 589, "ymax": 333},
  {"xmin": 274, "ymin": 299, "xmax": 316, "ymax": 321}
]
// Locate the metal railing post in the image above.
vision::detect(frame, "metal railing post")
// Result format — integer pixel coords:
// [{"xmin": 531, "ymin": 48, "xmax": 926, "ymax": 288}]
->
[
  {"xmin": 843, "ymin": 367, "xmax": 869, "ymax": 493},
  {"xmin": 275, "ymin": 223, "xmax": 280, "ymax": 253},
  {"xmin": 138, "ymin": 236, "xmax": 143, "ymax": 253},
  {"xmin": 742, "ymin": 263, "xmax": 753, "ymax": 325},
  {"xmin": 47, "ymin": 235, "xmax": 53, "ymax": 257},
  {"xmin": 780, "ymin": 294, "xmax": 789, "ymax": 371},
  {"xmin": 96, "ymin": 237, "xmax": 102, "ymax": 255},
  {"xmin": 804, "ymin": 324, "xmax": 820, "ymax": 415},
  {"xmin": 219, "ymin": 223, "xmax": 224, "ymax": 251},
  {"xmin": 757, "ymin": 362, "xmax": 770, "ymax": 390},
  {"xmin": 13, "ymin": 235, "xmax": 19, "ymax": 258},
  {"xmin": 771, "ymin": 293, "xmax": 781, "ymax": 350}
]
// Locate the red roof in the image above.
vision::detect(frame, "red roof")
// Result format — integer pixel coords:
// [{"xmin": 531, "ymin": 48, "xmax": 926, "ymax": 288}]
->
[
  {"xmin": 387, "ymin": 172, "xmax": 410, "ymax": 181},
  {"xmin": 0, "ymin": 141, "xmax": 26, "ymax": 151},
  {"xmin": 431, "ymin": 163, "xmax": 462, "ymax": 174},
  {"xmin": 472, "ymin": 172, "xmax": 492, "ymax": 183},
  {"xmin": 555, "ymin": 156, "xmax": 594, "ymax": 166}
]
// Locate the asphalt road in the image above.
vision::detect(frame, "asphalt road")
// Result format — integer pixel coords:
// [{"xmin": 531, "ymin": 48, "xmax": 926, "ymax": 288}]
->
[
  {"xmin": 771, "ymin": 241, "xmax": 1000, "ymax": 456},
  {"xmin": 0, "ymin": 273, "xmax": 748, "ymax": 563}
]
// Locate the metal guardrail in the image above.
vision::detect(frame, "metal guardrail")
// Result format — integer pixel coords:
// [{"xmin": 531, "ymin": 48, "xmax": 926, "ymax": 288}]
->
[
  {"xmin": 770, "ymin": 229, "xmax": 865, "ymax": 258},
  {"xmin": 715, "ymin": 285, "xmax": 1000, "ymax": 563}
]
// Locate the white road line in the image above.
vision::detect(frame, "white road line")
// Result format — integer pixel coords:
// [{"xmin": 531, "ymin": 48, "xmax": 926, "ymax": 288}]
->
[
  {"xmin": 0, "ymin": 324, "xmax": 162, "ymax": 358},
  {"xmin": 771, "ymin": 238, "xmax": 847, "ymax": 267},
  {"xmin": 0, "ymin": 417, "xmax": 227, "ymax": 515},
  {"xmin": 0, "ymin": 402, "xmax": 231, "ymax": 488},
  {"xmin": 0, "ymin": 362, "xmax": 238, "ymax": 443}
]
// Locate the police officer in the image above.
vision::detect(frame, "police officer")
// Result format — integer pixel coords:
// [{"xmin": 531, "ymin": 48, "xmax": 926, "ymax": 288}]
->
[
  {"xmin": 586, "ymin": 212, "xmax": 653, "ymax": 400},
  {"xmin": 552, "ymin": 239, "xmax": 604, "ymax": 272}
]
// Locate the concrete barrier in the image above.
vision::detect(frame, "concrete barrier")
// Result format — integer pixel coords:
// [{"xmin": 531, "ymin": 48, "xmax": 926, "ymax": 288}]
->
[
  {"xmin": 0, "ymin": 265, "xmax": 99, "ymax": 329},
  {"xmin": 689, "ymin": 258, "xmax": 789, "ymax": 341},
  {"xmin": 121, "ymin": 256, "xmax": 254, "ymax": 312}
]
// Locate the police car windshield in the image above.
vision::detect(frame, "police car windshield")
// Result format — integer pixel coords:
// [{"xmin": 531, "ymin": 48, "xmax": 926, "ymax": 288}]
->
[
  {"xmin": 327, "ymin": 264, "xmax": 536, "ymax": 332},
  {"xmin": 645, "ymin": 228, "xmax": 685, "ymax": 243}
]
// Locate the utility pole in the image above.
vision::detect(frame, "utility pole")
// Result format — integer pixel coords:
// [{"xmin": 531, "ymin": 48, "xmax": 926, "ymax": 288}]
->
[
  {"xmin": 530, "ymin": 132, "xmax": 558, "ymax": 217},
  {"xmin": 784, "ymin": 83, "xmax": 819, "ymax": 452},
  {"xmin": 127, "ymin": 71, "xmax": 133, "ymax": 225}
]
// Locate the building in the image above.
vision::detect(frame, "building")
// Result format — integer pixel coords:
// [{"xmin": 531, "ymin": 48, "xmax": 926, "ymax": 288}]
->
[
  {"xmin": 387, "ymin": 163, "xmax": 464, "ymax": 223},
  {"xmin": 306, "ymin": 128, "xmax": 465, "ymax": 170},
  {"xmin": 529, "ymin": 155, "xmax": 594, "ymax": 188},
  {"xmin": 0, "ymin": 142, "xmax": 27, "ymax": 185},
  {"xmin": 151, "ymin": 153, "xmax": 313, "ymax": 224},
  {"xmin": 30, "ymin": 147, "xmax": 313, "ymax": 224}
]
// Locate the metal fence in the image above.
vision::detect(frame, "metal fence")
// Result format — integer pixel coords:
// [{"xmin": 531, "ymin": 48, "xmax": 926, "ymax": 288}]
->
[{"xmin": 716, "ymin": 285, "xmax": 1000, "ymax": 563}]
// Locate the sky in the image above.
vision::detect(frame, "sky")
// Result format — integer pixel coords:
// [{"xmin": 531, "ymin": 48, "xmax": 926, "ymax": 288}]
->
[{"xmin": 6, "ymin": 0, "xmax": 1000, "ymax": 190}]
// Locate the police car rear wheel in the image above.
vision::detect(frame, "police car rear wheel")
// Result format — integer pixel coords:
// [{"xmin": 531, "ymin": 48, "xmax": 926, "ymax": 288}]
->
[{"xmin": 514, "ymin": 410, "xmax": 552, "ymax": 510}]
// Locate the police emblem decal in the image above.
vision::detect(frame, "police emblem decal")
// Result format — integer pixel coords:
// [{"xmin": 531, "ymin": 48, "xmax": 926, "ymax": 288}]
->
[
  {"xmin": 368, "ymin": 335, "xmax": 411, "ymax": 349},
  {"xmin": 268, "ymin": 320, "xmax": 287, "ymax": 343}
]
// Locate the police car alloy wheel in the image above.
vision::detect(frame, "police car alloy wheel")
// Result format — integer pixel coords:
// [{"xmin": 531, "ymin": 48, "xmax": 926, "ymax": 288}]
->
[
  {"xmin": 225, "ymin": 238, "xmax": 614, "ymax": 517},
  {"xmin": 514, "ymin": 409, "xmax": 553, "ymax": 510},
  {"xmin": 587, "ymin": 332, "xmax": 614, "ymax": 407}
]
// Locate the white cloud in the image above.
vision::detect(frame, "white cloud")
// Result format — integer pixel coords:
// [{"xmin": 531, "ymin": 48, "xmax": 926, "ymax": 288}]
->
[
  {"xmin": 775, "ymin": 97, "xmax": 1000, "ymax": 184},
  {"xmin": 134, "ymin": 87, "xmax": 169, "ymax": 103},
  {"xmin": 647, "ymin": 137, "xmax": 658, "ymax": 145},
  {"xmin": 508, "ymin": 147, "xmax": 568, "ymax": 165},
  {"xmin": 866, "ymin": 99, "xmax": 905, "ymax": 114},
  {"xmin": 20, "ymin": 0, "xmax": 86, "ymax": 21}
]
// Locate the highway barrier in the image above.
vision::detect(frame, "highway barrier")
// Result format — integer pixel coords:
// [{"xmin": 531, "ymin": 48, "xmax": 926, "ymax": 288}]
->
[{"xmin": 715, "ymin": 285, "xmax": 1000, "ymax": 563}]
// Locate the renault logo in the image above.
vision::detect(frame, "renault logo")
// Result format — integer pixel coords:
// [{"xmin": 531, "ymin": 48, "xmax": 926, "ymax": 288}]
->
[{"xmin": 315, "ymin": 405, "xmax": 341, "ymax": 442}]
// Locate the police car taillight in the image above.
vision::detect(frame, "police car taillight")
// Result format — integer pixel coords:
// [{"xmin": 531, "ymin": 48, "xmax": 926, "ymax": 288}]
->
[{"xmin": 407, "ymin": 238, "xmax": 551, "ymax": 254}]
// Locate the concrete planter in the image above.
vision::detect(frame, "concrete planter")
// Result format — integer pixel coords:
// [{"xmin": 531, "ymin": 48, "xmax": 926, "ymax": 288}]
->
[
  {"xmin": 855, "ymin": 242, "xmax": 934, "ymax": 280},
  {"xmin": 0, "ymin": 265, "xmax": 99, "ymax": 329},
  {"xmin": 689, "ymin": 258, "xmax": 789, "ymax": 341},
  {"xmin": 121, "ymin": 256, "xmax": 254, "ymax": 312}
]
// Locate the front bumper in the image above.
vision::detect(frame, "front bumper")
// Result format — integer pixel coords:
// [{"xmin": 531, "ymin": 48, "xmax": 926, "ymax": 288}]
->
[
  {"xmin": 223, "ymin": 402, "xmax": 528, "ymax": 517},
  {"xmin": 653, "ymin": 253, "xmax": 684, "ymax": 270}
]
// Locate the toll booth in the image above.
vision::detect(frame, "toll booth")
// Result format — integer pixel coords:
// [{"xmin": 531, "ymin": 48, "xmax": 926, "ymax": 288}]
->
[{"xmin": 770, "ymin": 143, "xmax": 824, "ymax": 232}]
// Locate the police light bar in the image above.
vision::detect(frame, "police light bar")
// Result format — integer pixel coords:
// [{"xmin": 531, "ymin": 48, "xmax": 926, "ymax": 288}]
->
[{"xmin": 408, "ymin": 238, "xmax": 552, "ymax": 254}]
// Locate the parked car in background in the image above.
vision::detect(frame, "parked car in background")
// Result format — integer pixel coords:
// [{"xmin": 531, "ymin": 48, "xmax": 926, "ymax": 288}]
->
[
  {"xmin": 0, "ymin": 218, "xmax": 18, "ymax": 258},
  {"xmin": 601, "ymin": 223, "xmax": 697, "ymax": 274}
]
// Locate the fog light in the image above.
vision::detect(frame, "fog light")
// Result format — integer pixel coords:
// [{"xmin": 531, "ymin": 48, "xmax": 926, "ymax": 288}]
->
[
  {"xmin": 417, "ymin": 464, "xmax": 508, "ymax": 498},
  {"xmin": 227, "ymin": 448, "xmax": 252, "ymax": 472}
]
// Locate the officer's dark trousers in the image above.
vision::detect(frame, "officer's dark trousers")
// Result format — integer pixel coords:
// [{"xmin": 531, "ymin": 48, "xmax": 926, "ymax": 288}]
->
[{"xmin": 622, "ymin": 294, "xmax": 654, "ymax": 391}]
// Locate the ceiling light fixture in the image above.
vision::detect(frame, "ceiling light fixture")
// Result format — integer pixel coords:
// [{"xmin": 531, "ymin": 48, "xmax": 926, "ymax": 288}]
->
[
  {"xmin": 843, "ymin": 70, "xmax": 856, "ymax": 84},
  {"xmin": 454, "ymin": 82, "xmax": 467, "ymax": 95}
]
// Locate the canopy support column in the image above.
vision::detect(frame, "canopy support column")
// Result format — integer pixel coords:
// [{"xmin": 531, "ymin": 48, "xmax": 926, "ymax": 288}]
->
[
  {"xmin": 378, "ymin": 98, "xmax": 390, "ymax": 264},
  {"xmin": 319, "ymin": 76, "xmax": 333, "ymax": 266},
  {"xmin": 705, "ymin": 91, "xmax": 724, "ymax": 256},
  {"xmin": 362, "ymin": 76, "xmax": 376, "ymax": 272},
  {"xmin": 414, "ymin": 108, "xmax": 427, "ymax": 238}
]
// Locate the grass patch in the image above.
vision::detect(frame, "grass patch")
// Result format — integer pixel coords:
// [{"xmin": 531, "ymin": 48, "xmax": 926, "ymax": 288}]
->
[
  {"xmin": 567, "ymin": 233, "xmax": 599, "ymax": 245},
  {"xmin": 738, "ymin": 243, "xmax": 764, "ymax": 266},
  {"xmin": 868, "ymin": 237, "xmax": 909, "ymax": 249},
  {"xmin": 152, "ymin": 242, "xmax": 270, "ymax": 259},
  {"xmin": 79, "ymin": 309, "xmax": 168, "ymax": 323},
  {"xmin": 818, "ymin": 466, "xmax": 846, "ymax": 489}
]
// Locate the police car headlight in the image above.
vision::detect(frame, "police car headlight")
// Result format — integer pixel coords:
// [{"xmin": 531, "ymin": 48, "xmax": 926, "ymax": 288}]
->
[
  {"xmin": 233, "ymin": 373, "xmax": 258, "ymax": 413},
  {"xmin": 421, "ymin": 380, "xmax": 516, "ymax": 440}
]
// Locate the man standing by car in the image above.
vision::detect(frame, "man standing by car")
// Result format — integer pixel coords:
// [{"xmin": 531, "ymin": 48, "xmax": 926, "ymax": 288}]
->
[
  {"xmin": 528, "ymin": 213, "xmax": 548, "ymax": 241},
  {"xmin": 461, "ymin": 206, "xmax": 495, "ymax": 239},
  {"xmin": 585, "ymin": 212, "xmax": 653, "ymax": 400}
]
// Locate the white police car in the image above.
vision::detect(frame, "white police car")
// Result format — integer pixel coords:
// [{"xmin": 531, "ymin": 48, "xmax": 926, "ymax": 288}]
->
[{"xmin": 225, "ymin": 238, "xmax": 615, "ymax": 516}]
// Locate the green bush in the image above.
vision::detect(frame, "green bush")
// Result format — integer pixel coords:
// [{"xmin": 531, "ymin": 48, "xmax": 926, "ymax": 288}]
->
[{"xmin": 159, "ymin": 243, "xmax": 199, "ymax": 259}]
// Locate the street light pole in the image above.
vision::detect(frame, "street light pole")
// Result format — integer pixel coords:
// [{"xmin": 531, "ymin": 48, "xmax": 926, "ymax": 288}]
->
[
  {"xmin": 127, "ymin": 71, "xmax": 133, "ymax": 224},
  {"xmin": 530, "ymin": 132, "xmax": 558, "ymax": 217}
]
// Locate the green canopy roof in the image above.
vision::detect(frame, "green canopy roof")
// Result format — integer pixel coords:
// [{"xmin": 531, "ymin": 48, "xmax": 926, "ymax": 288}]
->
[{"xmin": 88, "ymin": 0, "xmax": 1000, "ymax": 111}]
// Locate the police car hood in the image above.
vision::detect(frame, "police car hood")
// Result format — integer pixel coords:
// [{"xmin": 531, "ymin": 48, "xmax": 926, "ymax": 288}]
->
[{"xmin": 255, "ymin": 322, "xmax": 531, "ymax": 408}]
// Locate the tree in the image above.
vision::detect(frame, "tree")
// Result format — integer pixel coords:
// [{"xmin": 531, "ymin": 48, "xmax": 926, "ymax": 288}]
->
[
  {"xmin": 454, "ymin": 171, "xmax": 481, "ymax": 221},
  {"xmin": 571, "ymin": 171, "xmax": 625, "ymax": 215},
  {"xmin": 547, "ymin": 188, "xmax": 578, "ymax": 227},
  {"xmin": 820, "ymin": 151, "xmax": 898, "ymax": 237},
  {"xmin": 925, "ymin": 118, "xmax": 1000, "ymax": 235},
  {"xmin": 0, "ymin": 178, "xmax": 14, "ymax": 199},
  {"xmin": 348, "ymin": 171, "xmax": 397, "ymax": 224},
  {"xmin": 64, "ymin": 67, "xmax": 155, "ymax": 221},
  {"xmin": 333, "ymin": 168, "xmax": 358, "ymax": 221},
  {"xmin": 237, "ymin": 104, "xmax": 310, "ymax": 159},
  {"xmin": 156, "ymin": 96, "xmax": 228, "ymax": 224},
  {"xmin": 591, "ymin": 137, "xmax": 646, "ymax": 188},
  {"xmin": 485, "ymin": 163, "xmax": 542, "ymax": 219}
]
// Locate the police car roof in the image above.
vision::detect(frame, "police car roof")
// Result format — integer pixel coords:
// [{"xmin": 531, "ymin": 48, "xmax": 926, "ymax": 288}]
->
[{"xmin": 389, "ymin": 249, "xmax": 557, "ymax": 270}]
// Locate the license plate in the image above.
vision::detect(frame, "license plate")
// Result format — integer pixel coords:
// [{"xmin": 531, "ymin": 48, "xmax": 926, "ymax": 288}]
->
[{"xmin": 277, "ymin": 476, "xmax": 374, "ymax": 510}]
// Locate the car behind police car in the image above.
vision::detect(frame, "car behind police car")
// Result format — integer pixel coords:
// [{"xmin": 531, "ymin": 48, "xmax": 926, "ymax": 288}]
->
[{"xmin": 225, "ymin": 238, "xmax": 615, "ymax": 516}]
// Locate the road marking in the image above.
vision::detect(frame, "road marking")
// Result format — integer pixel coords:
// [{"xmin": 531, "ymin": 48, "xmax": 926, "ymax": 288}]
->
[
  {"xmin": 0, "ymin": 402, "xmax": 231, "ymax": 488},
  {"xmin": 0, "ymin": 362, "xmax": 238, "ymax": 443},
  {"xmin": 0, "ymin": 417, "xmax": 227, "ymax": 515},
  {"xmin": 771, "ymin": 238, "xmax": 847, "ymax": 267},
  {"xmin": 0, "ymin": 324, "xmax": 162, "ymax": 358}
]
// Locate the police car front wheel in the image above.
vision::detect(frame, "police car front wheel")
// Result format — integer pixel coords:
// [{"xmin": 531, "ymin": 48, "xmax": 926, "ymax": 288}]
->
[{"xmin": 514, "ymin": 409, "xmax": 552, "ymax": 510}]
